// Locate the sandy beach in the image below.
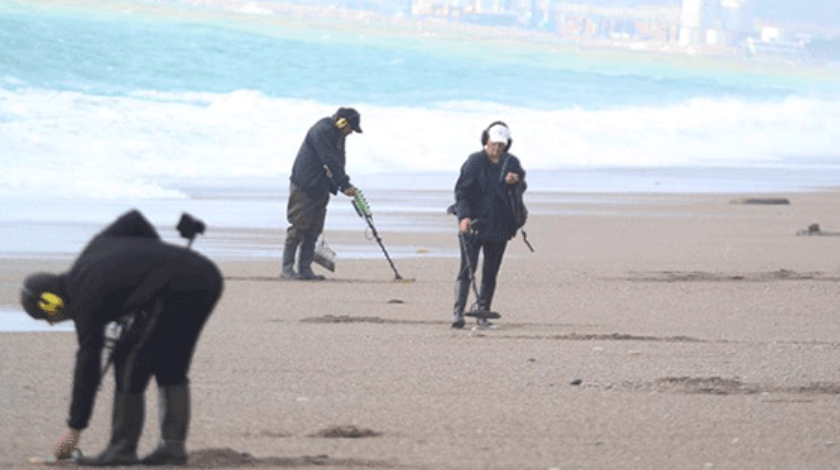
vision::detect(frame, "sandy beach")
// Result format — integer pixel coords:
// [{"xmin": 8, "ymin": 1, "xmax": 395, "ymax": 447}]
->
[{"xmin": 2, "ymin": 190, "xmax": 840, "ymax": 469}]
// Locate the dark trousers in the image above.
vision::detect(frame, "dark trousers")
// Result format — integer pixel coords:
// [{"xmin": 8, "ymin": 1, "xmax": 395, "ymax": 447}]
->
[
  {"xmin": 455, "ymin": 236, "xmax": 508, "ymax": 314},
  {"xmin": 115, "ymin": 256, "xmax": 223, "ymax": 394},
  {"xmin": 283, "ymin": 183, "xmax": 330, "ymax": 271}
]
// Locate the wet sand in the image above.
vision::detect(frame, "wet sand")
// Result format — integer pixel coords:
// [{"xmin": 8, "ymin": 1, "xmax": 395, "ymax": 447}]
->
[{"xmin": 2, "ymin": 190, "xmax": 840, "ymax": 469}]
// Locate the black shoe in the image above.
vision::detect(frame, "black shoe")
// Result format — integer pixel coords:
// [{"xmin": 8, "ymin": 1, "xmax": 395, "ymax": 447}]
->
[
  {"xmin": 76, "ymin": 450, "xmax": 138, "ymax": 467},
  {"xmin": 297, "ymin": 268, "xmax": 325, "ymax": 281},
  {"xmin": 141, "ymin": 441, "xmax": 187, "ymax": 466},
  {"xmin": 451, "ymin": 311, "xmax": 465, "ymax": 329}
]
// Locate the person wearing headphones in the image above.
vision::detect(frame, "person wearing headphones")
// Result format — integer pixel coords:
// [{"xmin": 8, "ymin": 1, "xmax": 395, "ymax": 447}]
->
[
  {"xmin": 451, "ymin": 121, "xmax": 526, "ymax": 328},
  {"xmin": 281, "ymin": 107, "xmax": 361, "ymax": 280},
  {"xmin": 20, "ymin": 209, "xmax": 223, "ymax": 466}
]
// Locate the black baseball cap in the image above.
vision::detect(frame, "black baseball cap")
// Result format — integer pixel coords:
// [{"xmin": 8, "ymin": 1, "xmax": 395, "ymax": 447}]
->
[{"xmin": 335, "ymin": 107, "xmax": 362, "ymax": 133}]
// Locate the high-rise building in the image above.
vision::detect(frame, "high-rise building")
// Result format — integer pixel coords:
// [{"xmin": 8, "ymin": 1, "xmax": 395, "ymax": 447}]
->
[
  {"xmin": 679, "ymin": 0, "xmax": 745, "ymax": 46},
  {"xmin": 679, "ymin": 0, "xmax": 704, "ymax": 45}
]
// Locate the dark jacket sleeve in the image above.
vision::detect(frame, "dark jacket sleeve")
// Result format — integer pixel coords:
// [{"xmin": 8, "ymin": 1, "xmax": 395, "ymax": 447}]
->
[
  {"xmin": 68, "ymin": 316, "xmax": 105, "ymax": 430},
  {"xmin": 501, "ymin": 154, "xmax": 526, "ymax": 182},
  {"xmin": 454, "ymin": 153, "xmax": 482, "ymax": 222},
  {"xmin": 502, "ymin": 154, "xmax": 527, "ymax": 204},
  {"xmin": 310, "ymin": 125, "xmax": 351, "ymax": 194},
  {"xmin": 291, "ymin": 119, "xmax": 352, "ymax": 195}
]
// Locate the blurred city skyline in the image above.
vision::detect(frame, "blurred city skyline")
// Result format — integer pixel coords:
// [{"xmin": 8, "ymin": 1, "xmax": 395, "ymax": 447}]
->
[
  {"xmin": 275, "ymin": 0, "xmax": 840, "ymax": 29},
  {"xmin": 260, "ymin": 0, "xmax": 839, "ymax": 62}
]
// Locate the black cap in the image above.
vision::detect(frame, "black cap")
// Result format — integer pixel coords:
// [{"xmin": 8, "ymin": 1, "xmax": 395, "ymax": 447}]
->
[
  {"xmin": 21, "ymin": 272, "xmax": 66, "ymax": 321},
  {"xmin": 335, "ymin": 107, "xmax": 362, "ymax": 133}
]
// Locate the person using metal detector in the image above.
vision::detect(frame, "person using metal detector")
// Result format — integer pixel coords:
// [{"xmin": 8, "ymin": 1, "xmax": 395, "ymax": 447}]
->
[
  {"xmin": 450, "ymin": 121, "xmax": 526, "ymax": 329},
  {"xmin": 281, "ymin": 107, "xmax": 361, "ymax": 281},
  {"xmin": 20, "ymin": 209, "xmax": 223, "ymax": 466}
]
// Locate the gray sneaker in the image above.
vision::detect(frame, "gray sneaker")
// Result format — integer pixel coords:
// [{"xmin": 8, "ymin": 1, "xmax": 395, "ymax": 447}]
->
[
  {"xmin": 280, "ymin": 268, "xmax": 299, "ymax": 280},
  {"xmin": 476, "ymin": 317, "xmax": 496, "ymax": 329}
]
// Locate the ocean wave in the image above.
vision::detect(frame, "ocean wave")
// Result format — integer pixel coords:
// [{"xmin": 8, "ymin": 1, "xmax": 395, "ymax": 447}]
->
[{"xmin": 2, "ymin": 86, "xmax": 838, "ymax": 198}]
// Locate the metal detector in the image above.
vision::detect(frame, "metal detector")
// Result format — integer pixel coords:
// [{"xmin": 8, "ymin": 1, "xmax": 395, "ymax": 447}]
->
[{"xmin": 352, "ymin": 191, "xmax": 409, "ymax": 281}]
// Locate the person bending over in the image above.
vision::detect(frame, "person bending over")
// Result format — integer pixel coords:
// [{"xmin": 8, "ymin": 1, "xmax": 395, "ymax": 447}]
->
[{"xmin": 21, "ymin": 209, "xmax": 223, "ymax": 466}]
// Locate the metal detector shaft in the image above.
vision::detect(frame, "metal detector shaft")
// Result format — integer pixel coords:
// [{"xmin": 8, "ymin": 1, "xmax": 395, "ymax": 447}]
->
[
  {"xmin": 458, "ymin": 232, "xmax": 481, "ymax": 302},
  {"xmin": 361, "ymin": 213, "xmax": 404, "ymax": 280},
  {"xmin": 353, "ymin": 191, "xmax": 404, "ymax": 280}
]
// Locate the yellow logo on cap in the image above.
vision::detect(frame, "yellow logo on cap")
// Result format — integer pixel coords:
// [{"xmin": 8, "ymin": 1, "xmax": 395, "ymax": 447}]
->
[
  {"xmin": 38, "ymin": 292, "xmax": 64, "ymax": 316},
  {"xmin": 336, "ymin": 117, "xmax": 348, "ymax": 129}
]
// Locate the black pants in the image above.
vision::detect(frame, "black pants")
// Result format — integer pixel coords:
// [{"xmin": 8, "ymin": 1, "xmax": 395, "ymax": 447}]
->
[
  {"xmin": 115, "ymin": 255, "xmax": 223, "ymax": 394},
  {"xmin": 284, "ymin": 183, "xmax": 330, "ymax": 270},
  {"xmin": 456, "ymin": 236, "xmax": 508, "ymax": 312}
]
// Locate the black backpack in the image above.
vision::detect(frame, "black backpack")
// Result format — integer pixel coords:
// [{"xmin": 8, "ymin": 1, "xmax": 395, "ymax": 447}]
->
[
  {"xmin": 508, "ymin": 180, "xmax": 527, "ymax": 230},
  {"xmin": 506, "ymin": 181, "xmax": 533, "ymax": 251}
]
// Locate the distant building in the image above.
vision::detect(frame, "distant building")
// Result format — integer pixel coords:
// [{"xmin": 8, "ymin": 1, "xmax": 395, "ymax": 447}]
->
[
  {"xmin": 678, "ymin": 0, "xmax": 703, "ymax": 46},
  {"xmin": 405, "ymin": 0, "xmax": 832, "ymax": 62},
  {"xmin": 679, "ymin": 0, "xmax": 751, "ymax": 47},
  {"xmin": 745, "ymin": 24, "xmax": 807, "ymax": 59},
  {"xmin": 334, "ymin": 0, "xmax": 412, "ymax": 16},
  {"xmin": 549, "ymin": 3, "xmax": 679, "ymax": 44},
  {"xmin": 411, "ymin": 0, "xmax": 521, "ymax": 26}
]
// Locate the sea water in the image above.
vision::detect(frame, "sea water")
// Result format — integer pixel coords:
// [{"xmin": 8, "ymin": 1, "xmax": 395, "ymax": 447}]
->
[{"xmin": 1, "ymin": 0, "xmax": 839, "ymax": 260}]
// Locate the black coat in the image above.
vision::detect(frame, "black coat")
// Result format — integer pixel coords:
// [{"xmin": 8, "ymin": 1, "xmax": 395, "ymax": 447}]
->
[
  {"xmin": 454, "ymin": 151, "xmax": 526, "ymax": 242},
  {"xmin": 290, "ymin": 117, "xmax": 352, "ymax": 196},
  {"xmin": 62, "ymin": 210, "xmax": 219, "ymax": 430}
]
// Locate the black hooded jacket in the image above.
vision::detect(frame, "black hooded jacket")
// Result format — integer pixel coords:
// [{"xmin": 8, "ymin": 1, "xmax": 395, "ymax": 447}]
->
[
  {"xmin": 290, "ymin": 116, "xmax": 352, "ymax": 197},
  {"xmin": 61, "ymin": 210, "xmax": 218, "ymax": 430},
  {"xmin": 454, "ymin": 151, "xmax": 526, "ymax": 242}
]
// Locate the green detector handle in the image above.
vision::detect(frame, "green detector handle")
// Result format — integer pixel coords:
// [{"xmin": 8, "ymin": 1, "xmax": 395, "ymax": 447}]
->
[{"xmin": 353, "ymin": 190, "xmax": 372, "ymax": 219}]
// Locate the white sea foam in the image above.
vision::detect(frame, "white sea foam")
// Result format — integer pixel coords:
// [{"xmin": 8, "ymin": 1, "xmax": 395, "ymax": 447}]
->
[{"xmin": 1, "ymin": 87, "xmax": 838, "ymax": 199}]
